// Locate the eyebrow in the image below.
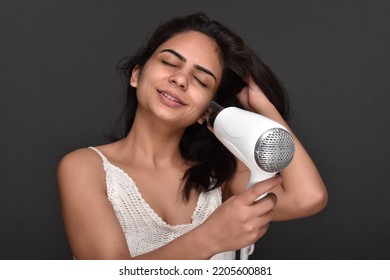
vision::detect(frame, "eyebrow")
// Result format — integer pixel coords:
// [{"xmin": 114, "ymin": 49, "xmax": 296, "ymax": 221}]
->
[{"xmin": 159, "ymin": 49, "xmax": 217, "ymax": 82}]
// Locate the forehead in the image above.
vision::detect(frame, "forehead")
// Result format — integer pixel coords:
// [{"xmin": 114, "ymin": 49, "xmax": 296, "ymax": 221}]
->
[{"xmin": 155, "ymin": 31, "xmax": 223, "ymax": 75}]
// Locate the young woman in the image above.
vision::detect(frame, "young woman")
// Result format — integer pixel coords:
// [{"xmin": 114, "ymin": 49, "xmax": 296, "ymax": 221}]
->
[{"xmin": 57, "ymin": 13, "xmax": 327, "ymax": 260}]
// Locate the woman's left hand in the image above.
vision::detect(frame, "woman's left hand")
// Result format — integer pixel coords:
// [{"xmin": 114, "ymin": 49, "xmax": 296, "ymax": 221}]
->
[{"xmin": 236, "ymin": 77, "xmax": 272, "ymax": 113}]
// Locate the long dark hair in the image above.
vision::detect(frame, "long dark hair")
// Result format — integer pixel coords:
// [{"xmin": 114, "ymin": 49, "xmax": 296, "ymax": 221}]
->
[{"xmin": 112, "ymin": 13, "xmax": 289, "ymax": 200}]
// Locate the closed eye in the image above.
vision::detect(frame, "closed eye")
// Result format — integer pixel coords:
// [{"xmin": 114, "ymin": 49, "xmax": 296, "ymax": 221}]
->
[
  {"xmin": 194, "ymin": 77, "xmax": 208, "ymax": 88},
  {"xmin": 162, "ymin": 60, "xmax": 176, "ymax": 67}
]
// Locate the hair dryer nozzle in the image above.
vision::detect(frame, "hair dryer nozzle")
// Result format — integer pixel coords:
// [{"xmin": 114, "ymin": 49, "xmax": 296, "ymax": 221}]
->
[
  {"xmin": 205, "ymin": 101, "xmax": 224, "ymax": 129},
  {"xmin": 255, "ymin": 127, "xmax": 295, "ymax": 173}
]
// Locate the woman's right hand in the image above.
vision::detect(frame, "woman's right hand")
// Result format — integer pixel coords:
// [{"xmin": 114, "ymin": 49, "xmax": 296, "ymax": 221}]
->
[{"xmin": 201, "ymin": 176, "xmax": 281, "ymax": 254}]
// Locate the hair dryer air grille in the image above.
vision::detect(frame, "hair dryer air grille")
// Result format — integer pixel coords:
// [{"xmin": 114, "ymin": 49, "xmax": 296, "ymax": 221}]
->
[{"xmin": 255, "ymin": 128, "xmax": 295, "ymax": 173}]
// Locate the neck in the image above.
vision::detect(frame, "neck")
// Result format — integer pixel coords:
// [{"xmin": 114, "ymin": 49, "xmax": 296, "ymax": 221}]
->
[{"xmin": 120, "ymin": 110, "xmax": 187, "ymax": 168}]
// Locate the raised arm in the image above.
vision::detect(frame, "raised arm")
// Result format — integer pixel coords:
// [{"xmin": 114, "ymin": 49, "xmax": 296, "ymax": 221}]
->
[
  {"xmin": 229, "ymin": 78, "xmax": 328, "ymax": 221},
  {"xmin": 57, "ymin": 148, "xmax": 281, "ymax": 259}
]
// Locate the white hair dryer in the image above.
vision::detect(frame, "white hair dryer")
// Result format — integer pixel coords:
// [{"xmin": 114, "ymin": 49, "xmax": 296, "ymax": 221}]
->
[{"xmin": 205, "ymin": 101, "xmax": 295, "ymax": 260}]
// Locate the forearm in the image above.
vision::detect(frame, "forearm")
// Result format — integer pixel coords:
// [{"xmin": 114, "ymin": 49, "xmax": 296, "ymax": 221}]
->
[{"xmin": 132, "ymin": 224, "xmax": 218, "ymax": 260}]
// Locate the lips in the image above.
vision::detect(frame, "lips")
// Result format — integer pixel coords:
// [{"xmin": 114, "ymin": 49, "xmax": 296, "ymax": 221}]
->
[{"xmin": 157, "ymin": 90, "xmax": 186, "ymax": 105}]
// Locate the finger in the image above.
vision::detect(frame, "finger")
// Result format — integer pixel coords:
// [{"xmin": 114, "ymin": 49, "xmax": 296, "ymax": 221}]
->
[
  {"xmin": 236, "ymin": 87, "xmax": 249, "ymax": 105},
  {"xmin": 250, "ymin": 214, "xmax": 273, "ymax": 241},
  {"xmin": 240, "ymin": 176, "xmax": 282, "ymax": 205},
  {"xmin": 247, "ymin": 77, "xmax": 261, "ymax": 92},
  {"xmin": 252, "ymin": 193, "xmax": 277, "ymax": 215}
]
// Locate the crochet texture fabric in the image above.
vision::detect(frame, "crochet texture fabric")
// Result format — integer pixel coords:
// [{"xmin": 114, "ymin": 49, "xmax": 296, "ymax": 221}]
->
[{"xmin": 89, "ymin": 147, "xmax": 235, "ymax": 260}]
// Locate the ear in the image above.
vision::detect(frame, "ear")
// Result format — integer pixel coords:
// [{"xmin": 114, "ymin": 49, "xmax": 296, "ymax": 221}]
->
[
  {"xmin": 197, "ymin": 114, "xmax": 207, "ymax": 125},
  {"xmin": 130, "ymin": 65, "xmax": 141, "ymax": 87}
]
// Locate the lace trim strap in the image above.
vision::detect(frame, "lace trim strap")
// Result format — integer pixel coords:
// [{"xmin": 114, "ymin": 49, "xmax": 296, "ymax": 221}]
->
[{"xmin": 88, "ymin": 146, "xmax": 109, "ymax": 169}]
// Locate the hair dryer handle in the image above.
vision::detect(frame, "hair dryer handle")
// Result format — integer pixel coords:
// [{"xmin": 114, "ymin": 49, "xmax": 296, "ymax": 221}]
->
[
  {"xmin": 247, "ymin": 169, "xmax": 276, "ymax": 189},
  {"xmin": 241, "ymin": 171, "xmax": 277, "ymax": 260}
]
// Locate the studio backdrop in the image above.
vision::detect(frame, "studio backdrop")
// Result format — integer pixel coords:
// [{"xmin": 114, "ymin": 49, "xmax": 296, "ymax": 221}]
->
[{"xmin": 0, "ymin": 0, "xmax": 389, "ymax": 259}]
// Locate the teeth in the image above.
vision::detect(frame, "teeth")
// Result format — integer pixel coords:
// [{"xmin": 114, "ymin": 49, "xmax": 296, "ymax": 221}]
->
[{"xmin": 162, "ymin": 92, "xmax": 181, "ymax": 104}]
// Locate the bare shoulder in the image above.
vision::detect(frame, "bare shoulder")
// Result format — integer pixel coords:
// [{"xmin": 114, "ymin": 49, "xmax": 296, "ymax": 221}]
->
[
  {"xmin": 57, "ymin": 147, "xmax": 106, "ymax": 192},
  {"xmin": 58, "ymin": 148, "xmax": 103, "ymax": 175}
]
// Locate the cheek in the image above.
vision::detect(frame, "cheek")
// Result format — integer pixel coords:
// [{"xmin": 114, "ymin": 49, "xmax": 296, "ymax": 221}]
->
[
  {"xmin": 134, "ymin": 67, "xmax": 160, "ymax": 96},
  {"xmin": 191, "ymin": 94, "xmax": 214, "ymax": 117},
  {"xmin": 198, "ymin": 88, "xmax": 216, "ymax": 107},
  {"xmin": 199, "ymin": 98, "xmax": 213, "ymax": 112}
]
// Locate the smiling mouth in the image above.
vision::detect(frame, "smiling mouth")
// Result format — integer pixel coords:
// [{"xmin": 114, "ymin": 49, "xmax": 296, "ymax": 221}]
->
[{"xmin": 159, "ymin": 91, "xmax": 186, "ymax": 105}]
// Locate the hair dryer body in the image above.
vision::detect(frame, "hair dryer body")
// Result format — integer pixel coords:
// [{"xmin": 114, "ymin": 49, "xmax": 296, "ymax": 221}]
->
[
  {"xmin": 209, "ymin": 105, "xmax": 295, "ymax": 187},
  {"xmin": 212, "ymin": 106, "xmax": 291, "ymax": 187}
]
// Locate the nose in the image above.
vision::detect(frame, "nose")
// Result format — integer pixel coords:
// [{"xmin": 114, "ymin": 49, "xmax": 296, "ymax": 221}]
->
[{"xmin": 168, "ymin": 71, "xmax": 188, "ymax": 90}]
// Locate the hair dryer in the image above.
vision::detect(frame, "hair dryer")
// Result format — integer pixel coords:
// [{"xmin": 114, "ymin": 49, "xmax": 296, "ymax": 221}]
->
[{"xmin": 205, "ymin": 101, "xmax": 295, "ymax": 259}]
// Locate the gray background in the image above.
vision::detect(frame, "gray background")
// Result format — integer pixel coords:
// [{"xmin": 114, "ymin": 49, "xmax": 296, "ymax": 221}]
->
[{"xmin": 1, "ymin": 0, "xmax": 389, "ymax": 259}]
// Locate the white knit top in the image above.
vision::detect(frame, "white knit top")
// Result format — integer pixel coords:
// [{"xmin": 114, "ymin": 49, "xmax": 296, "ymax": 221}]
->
[{"xmin": 89, "ymin": 147, "xmax": 235, "ymax": 260}]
